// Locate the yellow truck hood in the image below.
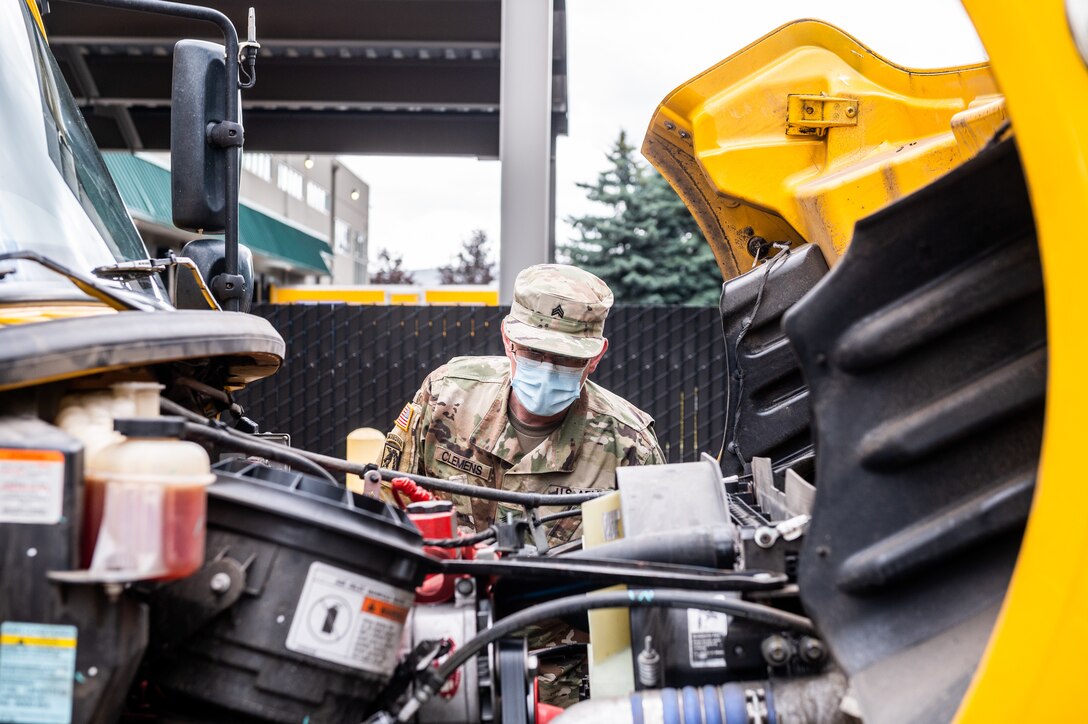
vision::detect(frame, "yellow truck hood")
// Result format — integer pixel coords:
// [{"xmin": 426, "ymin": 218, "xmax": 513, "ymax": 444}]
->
[{"xmin": 643, "ymin": 19, "xmax": 1004, "ymax": 281}]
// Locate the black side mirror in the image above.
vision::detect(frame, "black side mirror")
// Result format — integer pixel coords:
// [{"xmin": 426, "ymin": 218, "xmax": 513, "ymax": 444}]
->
[
  {"xmin": 171, "ymin": 40, "xmax": 238, "ymax": 233},
  {"xmin": 175, "ymin": 238, "xmax": 253, "ymax": 313}
]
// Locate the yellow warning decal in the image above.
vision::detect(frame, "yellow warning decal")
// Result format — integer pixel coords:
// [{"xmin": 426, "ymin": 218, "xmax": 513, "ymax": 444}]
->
[{"xmin": 0, "ymin": 634, "xmax": 76, "ymax": 648}]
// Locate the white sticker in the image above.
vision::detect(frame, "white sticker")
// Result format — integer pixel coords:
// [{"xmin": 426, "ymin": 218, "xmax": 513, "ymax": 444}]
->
[
  {"xmin": 601, "ymin": 509, "xmax": 622, "ymax": 542},
  {"xmin": 0, "ymin": 449, "xmax": 65, "ymax": 525},
  {"xmin": 688, "ymin": 608, "xmax": 729, "ymax": 669},
  {"xmin": 285, "ymin": 561, "xmax": 413, "ymax": 675},
  {"xmin": 0, "ymin": 621, "xmax": 78, "ymax": 723}
]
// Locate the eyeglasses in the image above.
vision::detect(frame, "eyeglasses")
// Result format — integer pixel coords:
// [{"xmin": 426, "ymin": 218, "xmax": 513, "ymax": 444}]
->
[{"xmin": 509, "ymin": 344, "xmax": 588, "ymax": 369}]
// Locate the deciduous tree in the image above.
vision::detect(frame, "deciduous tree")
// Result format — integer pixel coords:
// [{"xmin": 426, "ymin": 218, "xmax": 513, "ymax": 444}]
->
[
  {"xmin": 439, "ymin": 230, "xmax": 495, "ymax": 284},
  {"xmin": 371, "ymin": 248, "xmax": 416, "ymax": 284}
]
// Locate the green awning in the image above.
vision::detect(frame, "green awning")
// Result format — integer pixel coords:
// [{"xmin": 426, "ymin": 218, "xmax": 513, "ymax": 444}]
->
[{"xmin": 103, "ymin": 153, "xmax": 331, "ymax": 274}]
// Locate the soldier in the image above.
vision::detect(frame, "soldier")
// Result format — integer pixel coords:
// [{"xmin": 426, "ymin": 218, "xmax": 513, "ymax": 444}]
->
[
  {"xmin": 381, "ymin": 263, "xmax": 666, "ymax": 707},
  {"xmin": 381, "ymin": 263, "xmax": 665, "ymax": 539}
]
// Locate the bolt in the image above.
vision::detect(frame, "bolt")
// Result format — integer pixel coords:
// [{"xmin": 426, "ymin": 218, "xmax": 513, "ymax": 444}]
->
[
  {"xmin": 746, "ymin": 235, "xmax": 770, "ymax": 258},
  {"xmin": 754, "ymin": 527, "xmax": 777, "ymax": 549},
  {"xmin": 209, "ymin": 572, "xmax": 232, "ymax": 593},
  {"xmin": 804, "ymin": 105, "xmax": 815, "ymax": 114},
  {"xmin": 87, "ymin": 666, "xmax": 99, "ymax": 677},
  {"xmin": 26, "ymin": 547, "xmax": 37, "ymax": 558},
  {"xmin": 799, "ymin": 636, "xmax": 827, "ymax": 665},
  {"xmin": 761, "ymin": 635, "xmax": 790, "ymax": 666},
  {"xmin": 664, "ymin": 121, "xmax": 675, "ymax": 131},
  {"xmin": 678, "ymin": 130, "xmax": 690, "ymax": 139},
  {"xmin": 455, "ymin": 577, "xmax": 475, "ymax": 597},
  {"xmin": 276, "ymin": 615, "xmax": 286, "ymax": 624},
  {"xmin": 815, "ymin": 545, "xmax": 831, "ymax": 559},
  {"xmin": 845, "ymin": 106, "xmax": 857, "ymax": 118}
]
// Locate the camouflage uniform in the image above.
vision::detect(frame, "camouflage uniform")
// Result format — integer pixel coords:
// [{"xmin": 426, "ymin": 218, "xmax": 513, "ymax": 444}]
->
[
  {"xmin": 383, "ymin": 355, "xmax": 665, "ymax": 537},
  {"xmin": 381, "ymin": 264, "xmax": 666, "ymax": 707}
]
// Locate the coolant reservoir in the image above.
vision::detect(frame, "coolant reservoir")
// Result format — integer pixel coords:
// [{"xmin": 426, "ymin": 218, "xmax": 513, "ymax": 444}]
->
[
  {"xmin": 56, "ymin": 381, "xmax": 164, "ymax": 460},
  {"xmin": 83, "ymin": 416, "xmax": 213, "ymax": 579}
]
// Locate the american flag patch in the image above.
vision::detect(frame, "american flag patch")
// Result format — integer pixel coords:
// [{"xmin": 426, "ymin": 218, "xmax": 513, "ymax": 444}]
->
[{"xmin": 395, "ymin": 404, "xmax": 414, "ymax": 432}]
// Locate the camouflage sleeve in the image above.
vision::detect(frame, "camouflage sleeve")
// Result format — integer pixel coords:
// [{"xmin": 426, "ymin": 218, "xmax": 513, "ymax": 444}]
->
[
  {"xmin": 380, "ymin": 375, "xmax": 432, "ymax": 473},
  {"xmin": 640, "ymin": 423, "xmax": 667, "ymax": 465}
]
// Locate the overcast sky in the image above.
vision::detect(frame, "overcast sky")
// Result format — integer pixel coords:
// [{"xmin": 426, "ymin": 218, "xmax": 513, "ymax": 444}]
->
[{"xmin": 341, "ymin": 0, "xmax": 987, "ymax": 273}]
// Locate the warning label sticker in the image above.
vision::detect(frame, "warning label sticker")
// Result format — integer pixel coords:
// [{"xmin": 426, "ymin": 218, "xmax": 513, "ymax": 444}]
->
[
  {"xmin": 0, "ymin": 449, "xmax": 65, "ymax": 525},
  {"xmin": 285, "ymin": 562, "xmax": 413, "ymax": 675},
  {"xmin": 0, "ymin": 621, "xmax": 78, "ymax": 723},
  {"xmin": 688, "ymin": 607, "xmax": 729, "ymax": 669}
]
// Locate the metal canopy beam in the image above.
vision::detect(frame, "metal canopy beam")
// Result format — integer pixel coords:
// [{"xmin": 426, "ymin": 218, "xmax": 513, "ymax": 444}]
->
[
  {"xmin": 59, "ymin": 54, "xmax": 501, "ymax": 108},
  {"xmin": 44, "ymin": 0, "xmax": 569, "ymax": 158},
  {"xmin": 47, "ymin": 0, "xmax": 502, "ymax": 43},
  {"xmin": 83, "ymin": 109, "xmax": 501, "ymax": 156}
]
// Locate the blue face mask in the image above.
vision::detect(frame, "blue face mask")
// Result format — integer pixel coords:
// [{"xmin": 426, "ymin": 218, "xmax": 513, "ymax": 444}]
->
[{"xmin": 510, "ymin": 357, "xmax": 585, "ymax": 417}]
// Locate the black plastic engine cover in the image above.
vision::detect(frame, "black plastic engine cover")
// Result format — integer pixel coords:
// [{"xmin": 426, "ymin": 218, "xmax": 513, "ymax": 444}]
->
[
  {"xmin": 786, "ymin": 139, "xmax": 1044, "ymax": 723},
  {"xmin": 719, "ymin": 244, "xmax": 828, "ymax": 480}
]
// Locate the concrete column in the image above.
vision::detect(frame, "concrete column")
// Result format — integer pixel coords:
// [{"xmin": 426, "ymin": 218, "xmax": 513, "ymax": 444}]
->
[{"xmin": 499, "ymin": 0, "xmax": 554, "ymax": 305}]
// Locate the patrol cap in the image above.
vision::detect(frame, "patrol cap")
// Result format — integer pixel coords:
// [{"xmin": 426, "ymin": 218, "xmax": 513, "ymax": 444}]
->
[{"xmin": 502, "ymin": 264, "xmax": 614, "ymax": 359}]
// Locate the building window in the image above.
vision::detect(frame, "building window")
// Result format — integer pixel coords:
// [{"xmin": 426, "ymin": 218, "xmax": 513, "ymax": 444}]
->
[
  {"xmin": 334, "ymin": 219, "xmax": 350, "ymax": 254},
  {"xmin": 242, "ymin": 152, "xmax": 271, "ymax": 181},
  {"xmin": 277, "ymin": 163, "xmax": 304, "ymax": 200},
  {"xmin": 306, "ymin": 181, "xmax": 328, "ymax": 213}
]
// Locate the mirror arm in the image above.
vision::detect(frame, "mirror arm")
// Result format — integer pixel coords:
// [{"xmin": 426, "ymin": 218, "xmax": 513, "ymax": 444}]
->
[{"xmin": 63, "ymin": 0, "xmax": 245, "ymax": 311}]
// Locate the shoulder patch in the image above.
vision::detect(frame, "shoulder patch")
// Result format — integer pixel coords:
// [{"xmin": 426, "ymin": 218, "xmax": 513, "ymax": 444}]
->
[
  {"xmin": 395, "ymin": 403, "xmax": 414, "ymax": 432},
  {"xmin": 381, "ymin": 436, "xmax": 403, "ymax": 469}
]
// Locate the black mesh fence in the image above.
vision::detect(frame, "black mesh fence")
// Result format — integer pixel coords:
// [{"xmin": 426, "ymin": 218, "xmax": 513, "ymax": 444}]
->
[{"xmin": 237, "ymin": 304, "xmax": 728, "ymax": 464}]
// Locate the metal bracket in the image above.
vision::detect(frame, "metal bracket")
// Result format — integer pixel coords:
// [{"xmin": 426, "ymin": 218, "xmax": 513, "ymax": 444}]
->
[
  {"xmin": 786, "ymin": 94, "xmax": 858, "ymax": 137},
  {"xmin": 211, "ymin": 272, "xmax": 246, "ymax": 303},
  {"xmin": 206, "ymin": 120, "xmax": 245, "ymax": 148},
  {"xmin": 147, "ymin": 555, "xmax": 248, "ymax": 651}
]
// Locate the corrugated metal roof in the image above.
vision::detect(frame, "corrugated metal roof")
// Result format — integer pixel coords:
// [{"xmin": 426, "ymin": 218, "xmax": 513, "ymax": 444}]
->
[{"xmin": 103, "ymin": 153, "xmax": 331, "ymax": 274}]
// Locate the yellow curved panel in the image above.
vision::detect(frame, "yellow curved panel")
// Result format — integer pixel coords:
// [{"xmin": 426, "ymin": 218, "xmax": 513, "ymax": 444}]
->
[
  {"xmin": 643, "ymin": 19, "xmax": 1001, "ymax": 280},
  {"xmin": 955, "ymin": 1, "xmax": 1088, "ymax": 722},
  {"xmin": 0, "ymin": 303, "xmax": 116, "ymax": 327}
]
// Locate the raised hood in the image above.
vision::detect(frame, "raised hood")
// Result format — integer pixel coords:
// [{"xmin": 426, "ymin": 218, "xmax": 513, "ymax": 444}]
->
[{"xmin": 642, "ymin": 19, "xmax": 1004, "ymax": 281}]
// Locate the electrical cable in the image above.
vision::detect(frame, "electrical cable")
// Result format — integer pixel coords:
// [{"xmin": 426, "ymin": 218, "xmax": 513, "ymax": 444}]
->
[
  {"xmin": 422, "ymin": 527, "xmax": 496, "ymax": 548},
  {"xmin": 394, "ymin": 588, "xmax": 816, "ymax": 721},
  {"xmin": 182, "ymin": 421, "xmax": 338, "ymax": 484},
  {"xmin": 721, "ymin": 243, "xmax": 793, "ymax": 464},
  {"xmin": 162, "ymin": 400, "xmax": 609, "ymax": 506},
  {"xmin": 423, "ymin": 510, "xmax": 579, "ymax": 548},
  {"xmin": 365, "ymin": 468, "xmax": 608, "ymax": 507},
  {"xmin": 166, "ymin": 403, "xmax": 339, "ymax": 484},
  {"xmin": 537, "ymin": 508, "xmax": 582, "ymax": 524}
]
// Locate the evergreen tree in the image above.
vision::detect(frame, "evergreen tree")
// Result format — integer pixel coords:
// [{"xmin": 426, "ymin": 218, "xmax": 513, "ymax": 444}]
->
[
  {"xmin": 439, "ymin": 229, "xmax": 495, "ymax": 284},
  {"xmin": 563, "ymin": 131, "xmax": 722, "ymax": 306},
  {"xmin": 370, "ymin": 248, "xmax": 416, "ymax": 284}
]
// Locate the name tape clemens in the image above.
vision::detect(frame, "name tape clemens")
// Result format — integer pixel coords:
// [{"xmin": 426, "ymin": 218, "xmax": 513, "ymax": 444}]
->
[{"xmin": 437, "ymin": 446, "xmax": 491, "ymax": 480}]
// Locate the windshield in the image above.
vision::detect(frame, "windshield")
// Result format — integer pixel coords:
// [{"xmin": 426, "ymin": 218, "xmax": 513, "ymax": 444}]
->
[{"xmin": 0, "ymin": 0, "xmax": 168, "ymax": 305}]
